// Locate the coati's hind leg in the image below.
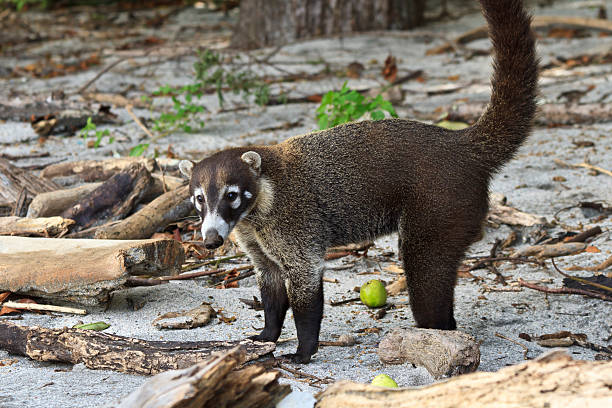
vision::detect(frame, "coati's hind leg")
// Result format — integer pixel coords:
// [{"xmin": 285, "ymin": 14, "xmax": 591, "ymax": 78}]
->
[
  {"xmin": 399, "ymin": 218, "xmax": 477, "ymax": 330},
  {"xmin": 243, "ymin": 243, "xmax": 289, "ymax": 343}
]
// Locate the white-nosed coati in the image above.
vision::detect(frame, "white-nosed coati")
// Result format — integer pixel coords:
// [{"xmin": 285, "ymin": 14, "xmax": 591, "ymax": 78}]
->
[{"xmin": 180, "ymin": 0, "xmax": 538, "ymax": 363}]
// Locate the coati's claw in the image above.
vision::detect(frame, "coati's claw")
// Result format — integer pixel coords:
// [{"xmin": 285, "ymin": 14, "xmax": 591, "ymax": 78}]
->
[{"xmin": 279, "ymin": 353, "xmax": 312, "ymax": 364}]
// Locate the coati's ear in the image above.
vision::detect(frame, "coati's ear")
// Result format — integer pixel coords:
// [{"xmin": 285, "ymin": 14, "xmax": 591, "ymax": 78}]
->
[
  {"xmin": 179, "ymin": 160, "xmax": 194, "ymax": 179},
  {"xmin": 241, "ymin": 151, "xmax": 261, "ymax": 174}
]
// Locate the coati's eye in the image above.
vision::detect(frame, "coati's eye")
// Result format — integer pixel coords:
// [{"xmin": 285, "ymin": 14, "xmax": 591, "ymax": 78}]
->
[
  {"xmin": 226, "ymin": 192, "xmax": 238, "ymax": 201},
  {"xmin": 196, "ymin": 195, "xmax": 204, "ymax": 203}
]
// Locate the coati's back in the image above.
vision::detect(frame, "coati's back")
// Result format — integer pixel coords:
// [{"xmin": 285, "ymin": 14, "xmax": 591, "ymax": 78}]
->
[
  {"xmin": 271, "ymin": 119, "xmax": 486, "ymax": 246},
  {"xmin": 266, "ymin": 0, "xmax": 537, "ymax": 247}
]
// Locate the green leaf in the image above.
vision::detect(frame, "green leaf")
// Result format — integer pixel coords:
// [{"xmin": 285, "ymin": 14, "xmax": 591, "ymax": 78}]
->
[
  {"xmin": 129, "ymin": 143, "xmax": 149, "ymax": 157},
  {"xmin": 370, "ymin": 110, "xmax": 385, "ymax": 120},
  {"xmin": 73, "ymin": 321, "xmax": 110, "ymax": 331}
]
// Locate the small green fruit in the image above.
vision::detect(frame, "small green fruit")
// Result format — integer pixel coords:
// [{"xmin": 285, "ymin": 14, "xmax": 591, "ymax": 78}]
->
[
  {"xmin": 360, "ymin": 279, "xmax": 387, "ymax": 308},
  {"xmin": 371, "ymin": 374, "xmax": 398, "ymax": 388}
]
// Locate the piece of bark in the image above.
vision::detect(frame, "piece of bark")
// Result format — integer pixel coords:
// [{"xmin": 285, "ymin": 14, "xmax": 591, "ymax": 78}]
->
[
  {"xmin": 153, "ymin": 303, "xmax": 217, "ymax": 330},
  {"xmin": 26, "ymin": 183, "xmax": 102, "ymax": 218},
  {"xmin": 118, "ymin": 347, "xmax": 290, "ymax": 408},
  {"xmin": 0, "ymin": 216, "xmax": 75, "ymax": 237},
  {"xmin": 0, "ymin": 322, "xmax": 275, "ymax": 376},
  {"xmin": 31, "ymin": 107, "xmax": 118, "ymax": 136},
  {"xmin": 0, "ymin": 236, "xmax": 184, "ymax": 305},
  {"xmin": 40, "ymin": 157, "xmax": 156, "ymax": 184},
  {"xmin": 94, "ymin": 185, "xmax": 191, "ymax": 240},
  {"xmin": 378, "ymin": 328, "xmax": 480, "ymax": 379},
  {"xmin": 512, "ymin": 242, "xmax": 587, "ymax": 259},
  {"xmin": 0, "ymin": 158, "xmax": 61, "ymax": 214},
  {"xmin": 488, "ymin": 203, "xmax": 547, "ymax": 227},
  {"xmin": 317, "ymin": 350, "xmax": 612, "ymax": 408},
  {"xmin": 61, "ymin": 162, "xmax": 153, "ymax": 230}
]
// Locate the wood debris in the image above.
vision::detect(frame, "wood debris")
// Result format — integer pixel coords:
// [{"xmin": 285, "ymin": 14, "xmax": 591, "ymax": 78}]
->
[
  {"xmin": 0, "ymin": 236, "xmax": 184, "ymax": 305},
  {"xmin": 118, "ymin": 347, "xmax": 290, "ymax": 408},
  {"xmin": 317, "ymin": 350, "xmax": 612, "ymax": 407},
  {"xmin": 0, "ymin": 321, "xmax": 276, "ymax": 376}
]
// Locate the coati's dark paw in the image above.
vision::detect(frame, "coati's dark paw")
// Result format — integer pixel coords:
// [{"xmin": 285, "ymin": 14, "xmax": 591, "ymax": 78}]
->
[
  {"xmin": 279, "ymin": 353, "xmax": 312, "ymax": 364},
  {"xmin": 248, "ymin": 333, "xmax": 277, "ymax": 343}
]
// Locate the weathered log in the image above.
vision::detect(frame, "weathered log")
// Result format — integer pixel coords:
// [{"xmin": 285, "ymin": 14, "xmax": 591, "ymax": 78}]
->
[
  {"xmin": 512, "ymin": 242, "xmax": 587, "ymax": 259},
  {"xmin": 378, "ymin": 328, "xmax": 480, "ymax": 379},
  {"xmin": 40, "ymin": 157, "xmax": 156, "ymax": 184},
  {"xmin": 94, "ymin": 185, "xmax": 192, "ymax": 240},
  {"xmin": 27, "ymin": 182, "xmax": 102, "ymax": 218},
  {"xmin": 119, "ymin": 347, "xmax": 290, "ymax": 408},
  {"xmin": 0, "ymin": 236, "xmax": 184, "ymax": 305},
  {"xmin": 60, "ymin": 162, "xmax": 153, "ymax": 230},
  {"xmin": 0, "ymin": 158, "xmax": 61, "ymax": 216},
  {"xmin": 0, "ymin": 321, "xmax": 276, "ymax": 376},
  {"xmin": 317, "ymin": 350, "xmax": 612, "ymax": 408},
  {"xmin": 0, "ymin": 216, "xmax": 74, "ymax": 237}
]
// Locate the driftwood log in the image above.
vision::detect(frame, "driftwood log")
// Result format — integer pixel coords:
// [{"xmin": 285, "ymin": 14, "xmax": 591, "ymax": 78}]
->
[
  {"xmin": 0, "ymin": 322, "xmax": 276, "ymax": 376},
  {"xmin": 488, "ymin": 203, "xmax": 547, "ymax": 227},
  {"xmin": 317, "ymin": 350, "xmax": 612, "ymax": 408},
  {"xmin": 94, "ymin": 185, "xmax": 192, "ymax": 240},
  {"xmin": 119, "ymin": 347, "xmax": 290, "ymax": 408},
  {"xmin": 27, "ymin": 182, "xmax": 102, "ymax": 218},
  {"xmin": 0, "ymin": 216, "xmax": 75, "ymax": 237},
  {"xmin": 61, "ymin": 162, "xmax": 153, "ymax": 230},
  {"xmin": 0, "ymin": 236, "xmax": 184, "ymax": 305},
  {"xmin": 40, "ymin": 157, "xmax": 156, "ymax": 184}
]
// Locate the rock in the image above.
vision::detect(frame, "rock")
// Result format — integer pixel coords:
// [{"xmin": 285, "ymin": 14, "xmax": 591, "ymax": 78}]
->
[{"xmin": 378, "ymin": 328, "xmax": 480, "ymax": 379}]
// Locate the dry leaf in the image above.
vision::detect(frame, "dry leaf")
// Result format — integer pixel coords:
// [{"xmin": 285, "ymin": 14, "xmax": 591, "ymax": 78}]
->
[
  {"xmin": 382, "ymin": 55, "xmax": 397, "ymax": 82},
  {"xmin": 384, "ymin": 264, "xmax": 404, "ymax": 274},
  {"xmin": 585, "ymin": 246, "xmax": 601, "ymax": 253}
]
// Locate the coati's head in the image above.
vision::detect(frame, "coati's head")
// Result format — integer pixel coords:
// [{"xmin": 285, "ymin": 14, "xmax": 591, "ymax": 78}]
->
[{"xmin": 179, "ymin": 150, "xmax": 262, "ymax": 249}]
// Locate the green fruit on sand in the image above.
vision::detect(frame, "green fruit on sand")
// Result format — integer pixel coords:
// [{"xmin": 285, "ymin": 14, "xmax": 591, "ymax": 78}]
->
[
  {"xmin": 371, "ymin": 374, "xmax": 398, "ymax": 388},
  {"xmin": 360, "ymin": 279, "xmax": 387, "ymax": 308}
]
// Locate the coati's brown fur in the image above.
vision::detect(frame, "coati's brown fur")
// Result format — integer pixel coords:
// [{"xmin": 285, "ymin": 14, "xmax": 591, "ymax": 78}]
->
[{"xmin": 182, "ymin": 0, "xmax": 538, "ymax": 363}]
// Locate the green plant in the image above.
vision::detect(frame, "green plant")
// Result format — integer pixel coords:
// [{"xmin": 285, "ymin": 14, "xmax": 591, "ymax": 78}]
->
[
  {"xmin": 79, "ymin": 117, "xmax": 114, "ymax": 148},
  {"xmin": 129, "ymin": 143, "xmax": 149, "ymax": 157},
  {"xmin": 150, "ymin": 49, "xmax": 271, "ymax": 136},
  {"xmin": 2, "ymin": 0, "xmax": 49, "ymax": 10},
  {"xmin": 316, "ymin": 82, "xmax": 398, "ymax": 129}
]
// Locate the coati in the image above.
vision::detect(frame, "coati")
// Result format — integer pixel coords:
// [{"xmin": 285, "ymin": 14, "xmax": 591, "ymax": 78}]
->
[{"xmin": 180, "ymin": 0, "xmax": 538, "ymax": 363}]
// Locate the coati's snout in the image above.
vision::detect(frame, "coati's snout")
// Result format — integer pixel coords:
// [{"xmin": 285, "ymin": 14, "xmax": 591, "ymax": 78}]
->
[
  {"xmin": 203, "ymin": 229, "xmax": 224, "ymax": 249},
  {"xmin": 179, "ymin": 150, "xmax": 262, "ymax": 246}
]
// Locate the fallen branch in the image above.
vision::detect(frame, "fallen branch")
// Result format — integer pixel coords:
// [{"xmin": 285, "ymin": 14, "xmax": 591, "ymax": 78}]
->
[
  {"xmin": 0, "ymin": 301, "xmax": 87, "ymax": 315},
  {"xmin": 426, "ymin": 16, "xmax": 612, "ymax": 55},
  {"xmin": 553, "ymin": 159, "xmax": 612, "ymax": 178},
  {"xmin": 0, "ymin": 321, "xmax": 275, "ymax": 376},
  {"xmin": 317, "ymin": 350, "xmax": 612, "ymax": 407},
  {"xmin": 564, "ymin": 226, "xmax": 603, "ymax": 243},
  {"xmin": 495, "ymin": 332, "xmax": 529, "ymax": 360},
  {"xmin": 518, "ymin": 278, "xmax": 612, "ymax": 302},
  {"xmin": 94, "ymin": 185, "xmax": 191, "ymax": 240},
  {"xmin": 551, "ymin": 258, "xmax": 612, "ymax": 294}
]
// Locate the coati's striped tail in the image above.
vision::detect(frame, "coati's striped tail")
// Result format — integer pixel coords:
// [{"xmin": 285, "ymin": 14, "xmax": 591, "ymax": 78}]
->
[{"xmin": 467, "ymin": 0, "xmax": 538, "ymax": 172}]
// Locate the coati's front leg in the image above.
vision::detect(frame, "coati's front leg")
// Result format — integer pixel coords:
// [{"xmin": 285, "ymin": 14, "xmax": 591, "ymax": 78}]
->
[
  {"xmin": 280, "ymin": 262, "xmax": 324, "ymax": 364},
  {"xmin": 242, "ymin": 242, "xmax": 289, "ymax": 343}
]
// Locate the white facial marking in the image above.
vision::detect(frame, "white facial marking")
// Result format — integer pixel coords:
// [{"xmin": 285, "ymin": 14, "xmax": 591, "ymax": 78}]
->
[
  {"xmin": 201, "ymin": 212, "xmax": 230, "ymax": 239},
  {"xmin": 244, "ymin": 190, "xmax": 253, "ymax": 199},
  {"xmin": 193, "ymin": 187, "xmax": 204, "ymax": 212},
  {"xmin": 227, "ymin": 185, "xmax": 241, "ymax": 209}
]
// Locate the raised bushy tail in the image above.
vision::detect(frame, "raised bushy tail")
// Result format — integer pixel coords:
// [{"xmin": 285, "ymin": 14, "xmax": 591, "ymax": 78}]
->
[{"xmin": 467, "ymin": 0, "xmax": 538, "ymax": 173}]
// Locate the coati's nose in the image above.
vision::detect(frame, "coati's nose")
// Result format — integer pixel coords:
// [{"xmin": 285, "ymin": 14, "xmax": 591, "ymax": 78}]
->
[{"xmin": 203, "ymin": 229, "xmax": 224, "ymax": 249}]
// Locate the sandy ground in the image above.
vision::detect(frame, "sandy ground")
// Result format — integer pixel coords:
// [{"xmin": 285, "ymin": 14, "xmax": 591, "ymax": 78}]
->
[{"xmin": 1, "ymin": 1, "xmax": 611, "ymax": 407}]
